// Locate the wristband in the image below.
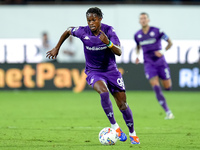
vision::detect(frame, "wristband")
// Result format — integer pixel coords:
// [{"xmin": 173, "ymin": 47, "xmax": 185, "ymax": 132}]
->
[
  {"xmin": 107, "ymin": 40, "xmax": 114, "ymax": 48},
  {"xmin": 158, "ymin": 49, "xmax": 166, "ymax": 55}
]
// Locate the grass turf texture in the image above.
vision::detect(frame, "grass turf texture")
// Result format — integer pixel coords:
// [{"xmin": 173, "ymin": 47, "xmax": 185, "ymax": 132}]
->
[{"xmin": 0, "ymin": 91, "xmax": 199, "ymax": 150}]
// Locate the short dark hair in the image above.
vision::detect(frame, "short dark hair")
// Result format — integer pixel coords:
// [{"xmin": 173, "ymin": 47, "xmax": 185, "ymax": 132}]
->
[
  {"xmin": 86, "ymin": 7, "xmax": 103, "ymax": 18},
  {"xmin": 140, "ymin": 12, "xmax": 149, "ymax": 18},
  {"xmin": 42, "ymin": 32, "xmax": 47, "ymax": 36}
]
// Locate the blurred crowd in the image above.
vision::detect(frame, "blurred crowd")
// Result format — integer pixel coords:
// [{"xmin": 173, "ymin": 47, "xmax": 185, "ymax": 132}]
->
[
  {"xmin": 1, "ymin": 0, "xmax": 200, "ymax": 5},
  {"xmin": 39, "ymin": 32, "xmax": 80, "ymax": 63}
]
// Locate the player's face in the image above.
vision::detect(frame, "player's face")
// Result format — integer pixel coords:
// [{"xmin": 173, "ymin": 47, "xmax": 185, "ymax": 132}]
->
[
  {"xmin": 87, "ymin": 13, "xmax": 102, "ymax": 32},
  {"xmin": 139, "ymin": 14, "xmax": 149, "ymax": 28}
]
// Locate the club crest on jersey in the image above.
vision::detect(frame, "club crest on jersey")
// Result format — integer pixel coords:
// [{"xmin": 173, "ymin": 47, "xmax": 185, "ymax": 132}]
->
[
  {"xmin": 138, "ymin": 34, "xmax": 142, "ymax": 38},
  {"xmin": 150, "ymin": 31, "xmax": 155, "ymax": 37}
]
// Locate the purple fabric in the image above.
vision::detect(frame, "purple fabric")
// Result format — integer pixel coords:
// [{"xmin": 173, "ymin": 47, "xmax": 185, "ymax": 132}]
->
[
  {"xmin": 100, "ymin": 92, "xmax": 116, "ymax": 124},
  {"xmin": 120, "ymin": 106, "xmax": 134, "ymax": 133},
  {"xmin": 144, "ymin": 61, "xmax": 171, "ymax": 80},
  {"xmin": 153, "ymin": 85, "xmax": 169, "ymax": 112},
  {"xmin": 134, "ymin": 26, "xmax": 168, "ymax": 64},
  {"xmin": 71, "ymin": 23, "xmax": 120, "ymax": 73},
  {"xmin": 86, "ymin": 69, "xmax": 125, "ymax": 94},
  {"xmin": 134, "ymin": 26, "xmax": 171, "ymax": 80}
]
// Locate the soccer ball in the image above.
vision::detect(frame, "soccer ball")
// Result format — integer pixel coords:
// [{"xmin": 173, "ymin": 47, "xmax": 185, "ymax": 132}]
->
[{"xmin": 98, "ymin": 127, "xmax": 118, "ymax": 145}]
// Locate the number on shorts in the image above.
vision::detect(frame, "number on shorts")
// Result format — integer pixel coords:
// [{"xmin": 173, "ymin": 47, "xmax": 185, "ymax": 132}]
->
[
  {"xmin": 117, "ymin": 78, "xmax": 125, "ymax": 89},
  {"xmin": 164, "ymin": 68, "xmax": 170, "ymax": 79}
]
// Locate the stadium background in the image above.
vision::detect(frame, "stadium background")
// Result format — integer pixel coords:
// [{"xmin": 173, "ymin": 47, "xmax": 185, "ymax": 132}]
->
[
  {"xmin": 0, "ymin": 2, "xmax": 200, "ymax": 91},
  {"xmin": 0, "ymin": 1, "xmax": 200, "ymax": 150}
]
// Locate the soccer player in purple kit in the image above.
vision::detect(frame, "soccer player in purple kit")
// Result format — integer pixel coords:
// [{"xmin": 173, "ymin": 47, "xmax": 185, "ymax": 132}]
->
[
  {"xmin": 134, "ymin": 12, "xmax": 174, "ymax": 119},
  {"xmin": 46, "ymin": 7, "xmax": 140, "ymax": 144}
]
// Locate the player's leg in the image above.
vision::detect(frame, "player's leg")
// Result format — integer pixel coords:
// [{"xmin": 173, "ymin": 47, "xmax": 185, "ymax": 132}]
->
[
  {"xmin": 86, "ymin": 72, "xmax": 119, "ymax": 128},
  {"xmin": 113, "ymin": 91, "xmax": 140, "ymax": 144},
  {"xmin": 149, "ymin": 76, "xmax": 171, "ymax": 116},
  {"xmin": 161, "ymin": 78, "xmax": 172, "ymax": 91},
  {"xmin": 159, "ymin": 66, "xmax": 174, "ymax": 119},
  {"xmin": 93, "ymin": 80, "xmax": 117, "ymax": 126},
  {"xmin": 105, "ymin": 70, "xmax": 139, "ymax": 144},
  {"xmin": 94, "ymin": 80, "xmax": 128, "ymax": 142},
  {"xmin": 145, "ymin": 63, "xmax": 172, "ymax": 119}
]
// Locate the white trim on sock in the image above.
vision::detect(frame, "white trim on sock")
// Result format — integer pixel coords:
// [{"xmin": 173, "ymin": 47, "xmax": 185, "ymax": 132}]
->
[
  {"xmin": 111, "ymin": 123, "xmax": 119, "ymax": 130},
  {"xmin": 129, "ymin": 131, "xmax": 136, "ymax": 136}
]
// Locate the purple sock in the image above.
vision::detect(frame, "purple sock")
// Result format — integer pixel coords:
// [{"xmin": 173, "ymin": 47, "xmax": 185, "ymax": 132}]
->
[
  {"xmin": 100, "ymin": 92, "xmax": 116, "ymax": 125},
  {"xmin": 153, "ymin": 85, "xmax": 169, "ymax": 112},
  {"xmin": 120, "ymin": 106, "xmax": 134, "ymax": 133}
]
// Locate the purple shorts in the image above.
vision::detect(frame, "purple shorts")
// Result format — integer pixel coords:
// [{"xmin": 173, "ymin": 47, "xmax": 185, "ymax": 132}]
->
[
  {"xmin": 144, "ymin": 61, "xmax": 171, "ymax": 80},
  {"xmin": 86, "ymin": 69, "xmax": 125, "ymax": 94}
]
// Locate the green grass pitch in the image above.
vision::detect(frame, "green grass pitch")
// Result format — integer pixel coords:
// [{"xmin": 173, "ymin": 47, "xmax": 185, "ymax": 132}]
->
[{"xmin": 0, "ymin": 91, "xmax": 199, "ymax": 150}]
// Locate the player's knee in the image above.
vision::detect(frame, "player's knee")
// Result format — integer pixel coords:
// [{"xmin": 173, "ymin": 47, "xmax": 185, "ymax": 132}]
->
[
  {"xmin": 150, "ymin": 78, "xmax": 159, "ymax": 87},
  {"xmin": 99, "ymin": 88, "xmax": 109, "ymax": 94},
  {"xmin": 118, "ymin": 102, "xmax": 127, "ymax": 110},
  {"xmin": 165, "ymin": 86, "xmax": 172, "ymax": 91},
  {"xmin": 96, "ymin": 86, "xmax": 109, "ymax": 94}
]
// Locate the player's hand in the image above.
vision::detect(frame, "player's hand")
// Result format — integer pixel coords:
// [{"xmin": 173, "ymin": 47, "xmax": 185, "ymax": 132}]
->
[
  {"xmin": 154, "ymin": 51, "xmax": 163, "ymax": 57},
  {"xmin": 46, "ymin": 48, "xmax": 59, "ymax": 59},
  {"xmin": 99, "ymin": 30, "xmax": 109, "ymax": 45},
  {"xmin": 135, "ymin": 57, "xmax": 140, "ymax": 64}
]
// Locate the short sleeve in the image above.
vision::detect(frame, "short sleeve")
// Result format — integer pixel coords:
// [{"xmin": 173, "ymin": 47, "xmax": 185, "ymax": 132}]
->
[
  {"xmin": 134, "ymin": 34, "xmax": 139, "ymax": 46},
  {"xmin": 107, "ymin": 27, "xmax": 120, "ymax": 46},
  {"xmin": 159, "ymin": 29, "xmax": 169, "ymax": 41},
  {"xmin": 71, "ymin": 26, "xmax": 84, "ymax": 39}
]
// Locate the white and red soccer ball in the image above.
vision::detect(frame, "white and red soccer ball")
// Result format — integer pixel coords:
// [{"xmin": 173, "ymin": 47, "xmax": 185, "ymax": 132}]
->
[{"xmin": 99, "ymin": 127, "xmax": 118, "ymax": 145}]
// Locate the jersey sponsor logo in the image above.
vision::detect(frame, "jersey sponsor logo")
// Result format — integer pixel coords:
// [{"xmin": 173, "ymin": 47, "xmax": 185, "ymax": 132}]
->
[
  {"xmin": 117, "ymin": 77, "xmax": 125, "ymax": 89},
  {"xmin": 84, "ymin": 36, "xmax": 90, "ymax": 40},
  {"xmin": 150, "ymin": 31, "xmax": 155, "ymax": 37},
  {"xmin": 85, "ymin": 46, "xmax": 107, "ymax": 51},
  {"xmin": 139, "ymin": 38, "xmax": 156, "ymax": 46}
]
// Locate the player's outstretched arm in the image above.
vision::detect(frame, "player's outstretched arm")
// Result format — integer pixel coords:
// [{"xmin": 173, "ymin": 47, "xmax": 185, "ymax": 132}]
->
[
  {"xmin": 99, "ymin": 30, "xmax": 122, "ymax": 56},
  {"xmin": 165, "ymin": 38, "xmax": 173, "ymax": 50},
  {"xmin": 155, "ymin": 38, "xmax": 173, "ymax": 57},
  {"xmin": 46, "ymin": 27, "xmax": 74, "ymax": 59}
]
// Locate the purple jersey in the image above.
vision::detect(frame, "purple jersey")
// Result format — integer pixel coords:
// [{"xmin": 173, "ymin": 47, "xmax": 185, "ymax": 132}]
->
[
  {"xmin": 71, "ymin": 23, "xmax": 120, "ymax": 73},
  {"xmin": 134, "ymin": 26, "xmax": 169, "ymax": 64}
]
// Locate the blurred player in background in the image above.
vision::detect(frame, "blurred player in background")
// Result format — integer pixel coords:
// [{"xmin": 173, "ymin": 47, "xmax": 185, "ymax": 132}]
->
[
  {"xmin": 134, "ymin": 12, "xmax": 174, "ymax": 119},
  {"xmin": 46, "ymin": 7, "xmax": 140, "ymax": 144},
  {"xmin": 40, "ymin": 32, "xmax": 55, "ymax": 62},
  {"xmin": 57, "ymin": 36, "xmax": 80, "ymax": 63}
]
